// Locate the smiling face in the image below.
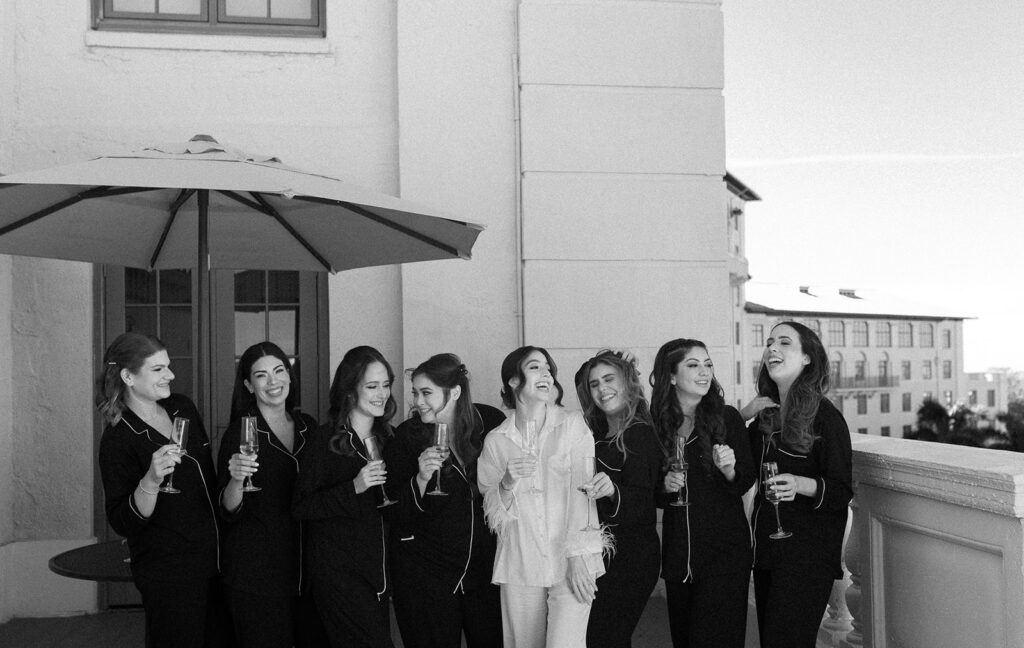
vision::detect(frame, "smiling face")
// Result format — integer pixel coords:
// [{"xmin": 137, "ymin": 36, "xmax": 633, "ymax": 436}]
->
[
  {"xmin": 245, "ymin": 354, "xmax": 291, "ymax": 410},
  {"xmin": 124, "ymin": 350, "xmax": 174, "ymax": 405},
  {"xmin": 588, "ymin": 362, "xmax": 627, "ymax": 416},
  {"xmin": 412, "ymin": 374, "xmax": 460, "ymax": 424},
  {"xmin": 763, "ymin": 323, "xmax": 811, "ymax": 390},
  {"xmin": 354, "ymin": 361, "xmax": 392, "ymax": 420},
  {"xmin": 671, "ymin": 347, "xmax": 714, "ymax": 403},
  {"xmin": 511, "ymin": 350, "xmax": 555, "ymax": 405}
]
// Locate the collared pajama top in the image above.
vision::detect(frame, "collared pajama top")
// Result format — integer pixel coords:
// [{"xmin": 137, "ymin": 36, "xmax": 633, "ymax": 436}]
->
[{"xmin": 477, "ymin": 406, "xmax": 606, "ymax": 587}]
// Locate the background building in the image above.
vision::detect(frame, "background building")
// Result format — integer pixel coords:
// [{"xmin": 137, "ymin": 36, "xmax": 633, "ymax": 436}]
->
[{"xmin": 743, "ymin": 283, "xmax": 972, "ymax": 438}]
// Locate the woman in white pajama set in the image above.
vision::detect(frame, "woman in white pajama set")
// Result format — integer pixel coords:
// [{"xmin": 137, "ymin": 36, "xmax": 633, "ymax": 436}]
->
[{"xmin": 478, "ymin": 346, "xmax": 612, "ymax": 648}]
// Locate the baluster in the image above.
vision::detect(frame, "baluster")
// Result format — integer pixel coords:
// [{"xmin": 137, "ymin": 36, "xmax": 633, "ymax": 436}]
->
[{"xmin": 840, "ymin": 499, "xmax": 864, "ymax": 648}]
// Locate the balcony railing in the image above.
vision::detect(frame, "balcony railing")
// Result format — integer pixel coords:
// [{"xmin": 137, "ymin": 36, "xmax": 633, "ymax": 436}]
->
[{"xmin": 831, "ymin": 374, "xmax": 899, "ymax": 390}]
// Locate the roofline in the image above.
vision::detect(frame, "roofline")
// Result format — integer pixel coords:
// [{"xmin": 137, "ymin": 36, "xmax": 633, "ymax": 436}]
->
[
  {"xmin": 744, "ymin": 302, "xmax": 973, "ymax": 321},
  {"xmin": 725, "ymin": 171, "xmax": 761, "ymax": 202}
]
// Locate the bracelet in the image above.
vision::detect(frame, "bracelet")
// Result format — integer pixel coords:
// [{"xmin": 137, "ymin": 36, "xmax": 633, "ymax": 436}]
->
[{"xmin": 138, "ymin": 481, "xmax": 158, "ymax": 496}]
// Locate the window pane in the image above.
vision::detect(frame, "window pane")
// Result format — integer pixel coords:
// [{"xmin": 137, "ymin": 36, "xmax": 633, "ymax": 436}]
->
[
  {"xmin": 269, "ymin": 306, "xmax": 298, "ymax": 355},
  {"xmin": 126, "ymin": 269, "xmax": 157, "ymax": 304},
  {"xmin": 125, "ymin": 306, "xmax": 158, "ymax": 335},
  {"xmin": 235, "ymin": 271, "xmax": 265, "ymax": 304},
  {"xmin": 113, "ymin": 0, "xmax": 156, "ymax": 12},
  {"xmin": 160, "ymin": 269, "xmax": 192, "ymax": 304},
  {"xmin": 272, "ymin": 0, "xmax": 311, "ymax": 19},
  {"xmin": 268, "ymin": 271, "xmax": 300, "ymax": 303},
  {"xmin": 161, "ymin": 0, "xmax": 202, "ymax": 14},
  {"xmin": 225, "ymin": 0, "xmax": 268, "ymax": 18},
  {"xmin": 289, "ymin": 357, "xmax": 302, "ymax": 408},
  {"xmin": 235, "ymin": 306, "xmax": 266, "ymax": 356},
  {"xmin": 162, "ymin": 306, "xmax": 193, "ymax": 355},
  {"xmin": 170, "ymin": 358, "xmax": 193, "ymax": 399}
]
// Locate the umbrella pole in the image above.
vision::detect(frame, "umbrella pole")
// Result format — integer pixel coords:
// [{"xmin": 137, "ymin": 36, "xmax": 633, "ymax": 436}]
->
[{"xmin": 197, "ymin": 190, "xmax": 211, "ymax": 430}]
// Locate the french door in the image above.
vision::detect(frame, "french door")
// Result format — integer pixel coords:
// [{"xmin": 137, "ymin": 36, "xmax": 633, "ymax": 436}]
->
[{"xmin": 94, "ymin": 265, "xmax": 328, "ymax": 607}]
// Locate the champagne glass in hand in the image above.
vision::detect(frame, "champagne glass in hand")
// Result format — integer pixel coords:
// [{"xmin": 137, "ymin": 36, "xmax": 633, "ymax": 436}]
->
[
  {"xmin": 669, "ymin": 436, "xmax": 689, "ymax": 507},
  {"xmin": 363, "ymin": 436, "xmax": 396, "ymax": 508},
  {"xmin": 523, "ymin": 419, "xmax": 542, "ymax": 493},
  {"xmin": 240, "ymin": 416, "xmax": 261, "ymax": 493},
  {"xmin": 762, "ymin": 461, "xmax": 792, "ymax": 539},
  {"xmin": 427, "ymin": 423, "xmax": 450, "ymax": 496},
  {"xmin": 575, "ymin": 456, "xmax": 601, "ymax": 531},
  {"xmin": 159, "ymin": 417, "xmax": 189, "ymax": 494}
]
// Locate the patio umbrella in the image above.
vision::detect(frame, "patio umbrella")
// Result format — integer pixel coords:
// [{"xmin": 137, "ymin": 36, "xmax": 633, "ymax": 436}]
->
[{"xmin": 0, "ymin": 134, "xmax": 484, "ymax": 416}]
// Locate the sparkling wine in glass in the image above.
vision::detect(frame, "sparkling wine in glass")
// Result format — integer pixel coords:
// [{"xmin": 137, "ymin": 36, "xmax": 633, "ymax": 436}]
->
[
  {"xmin": 240, "ymin": 416, "xmax": 261, "ymax": 493},
  {"xmin": 159, "ymin": 417, "xmax": 189, "ymax": 494},
  {"xmin": 575, "ymin": 456, "xmax": 601, "ymax": 531},
  {"xmin": 363, "ymin": 436, "xmax": 396, "ymax": 508},
  {"xmin": 668, "ymin": 435, "xmax": 689, "ymax": 507},
  {"xmin": 427, "ymin": 423, "xmax": 450, "ymax": 496},
  {"xmin": 523, "ymin": 419, "xmax": 542, "ymax": 493},
  {"xmin": 762, "ymin": 461, "xmax": 792, "ymax": 540}
]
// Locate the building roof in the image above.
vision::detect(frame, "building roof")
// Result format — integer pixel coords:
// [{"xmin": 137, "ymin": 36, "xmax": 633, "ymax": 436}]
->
[
  {"xmin": 725, "ymin": 172, "xmax": 761, "ymax": 202},
  {"xmin": 744, "ymin": 283, "xmax": 974, "ymax": 321}
]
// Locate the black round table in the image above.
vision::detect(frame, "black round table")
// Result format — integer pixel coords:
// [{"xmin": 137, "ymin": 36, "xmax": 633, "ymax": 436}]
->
[{"xmin": 48, "ymin": 539, "xmax": 134, "ymax": 582}]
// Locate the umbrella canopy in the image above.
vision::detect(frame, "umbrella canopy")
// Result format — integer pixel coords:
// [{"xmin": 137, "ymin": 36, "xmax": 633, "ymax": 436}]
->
[{"xmin": 0, "ymin": 134, "xmax": 483, "ymax": 272}]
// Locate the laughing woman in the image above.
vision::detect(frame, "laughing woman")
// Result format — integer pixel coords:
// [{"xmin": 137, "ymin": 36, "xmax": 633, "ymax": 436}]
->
[
  {"xmin": 386, "ymin": 353, "xmax": 506, "ymax": 648},
  {"xmin": 477, "ymin": 346, "xmax": 608, "ymax": 648},
  {"xmin": 749, "ymin": 322, "xmax": 852, "ymax": 648},
  {"xmin": 575, "ymin": 350, "xmax": 663, "ymax": 648},
  {"xmin": 97, "ymin": 332, "xmax": 222, "ymax": 648},
  {"xmin": 650, "ymin": 339, "xmax": 755, "ymax": 648},
  {"xmin": 292, "ymin": 346, "xmax": 397, "ymax": 648},
  {"xmin": 217, "ymin": 342, "xmax": 323, "ymax": 648}
]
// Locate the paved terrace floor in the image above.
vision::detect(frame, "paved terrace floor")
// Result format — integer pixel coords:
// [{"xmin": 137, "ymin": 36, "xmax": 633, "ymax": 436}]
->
[{"xmin": 0, "ymin": 586, "xmax": 761, "ymax": 648}]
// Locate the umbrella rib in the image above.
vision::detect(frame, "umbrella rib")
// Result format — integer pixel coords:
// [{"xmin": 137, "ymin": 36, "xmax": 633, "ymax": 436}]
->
[
  {"xmin": 0, "ymin": 185, "xmax": 150, "ymax": 237},
  {"xmin": 149, "ymin": 188, "xmax": 196, "ymax": 269},
  {"xmin": 293, "ymin": 196, "xmax": 464, "ymax": 258},
  {"xmin": 218, "ymin": 190, "xmax": 333, "ymax": 273}
]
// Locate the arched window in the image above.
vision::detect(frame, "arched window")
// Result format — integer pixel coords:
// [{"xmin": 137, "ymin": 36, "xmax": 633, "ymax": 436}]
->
[
  {"xmin": 852, "ymin": 321, "xmax": 869, "ymax": 347},
  {"xmin": 828, "ymin": 320, "xmax": 846, "ymax": 347},
  {"xmin": 876, "ymin": 321, "xmax": 892, "ymax": 347},
  {"xmin": 898, "ymin": 322, "xmax": 913, "ymax": 347},
  {"xmin": 920, "ymin": 323, "xmax": 934, "ymax": 348}
]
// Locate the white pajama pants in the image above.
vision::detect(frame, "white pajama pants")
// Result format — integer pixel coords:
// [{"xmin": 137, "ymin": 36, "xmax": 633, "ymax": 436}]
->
[{"xmin": 500, "ymin": 581, "xmax": 592, "ymax": 648}]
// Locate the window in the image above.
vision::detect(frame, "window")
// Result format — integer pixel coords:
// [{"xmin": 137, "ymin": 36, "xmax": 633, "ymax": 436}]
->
[
  {"xmin": 752, "ymin": 324, "xmax": 764, "ymax": 347},
  {"xmin": 942, "ymin": 360, "xmax": 952, "ymax": 380},
  {"xmin": 878, "ymin": 360, "xmax": 890, "ymax": 382},
  {"xmin": 943, "ymin": 390, "xmax": 953, "ymax": 407},
  {"xmin": 735, "ymin": 322, "xmax": 741, "ymax": 345},
  {"xmin": 881, "ymin": 426, "xmax": 891, "ymax": 437},
  {"xmin": 922, "ymin": 360, "xmax": 932, "ymax": 380},
  {"xmin": 988, "ymin": 390, "xmax": 996, "ymax": 407},
  {"xmin": 920, "ymin": 323, "xmax": 934, "ymax": 348},
  {"xmin": 831, "ymin": 360, "xmax": 842, "ymax": 382},
  {"xmin": 969, "ymin": 390, "xmax": 978, "ymax": 406},
  {"xmin": 857, "ymin": 427, "xmax": 868, "ymax": 435},
  {"xmin": 901, "ymin": 361, "xmax": 912, "ymax": 380},
  {"xmin": 852, "ymin": 321, "xmax": 869, "ymax": 347},
  {"xmin": 923, "ymin": 391, "xmax": 933, "ymax": 402},
  {"xmin": 876, "ymin": 321, "xmax": 892, "ymax": 347},
  {"xmin": 856, "ymin": 395, "xmax": 867, "ymax": 415},
  {"xmin": 902, "ymin": 392, "xmax": 912, "ymax": 412},
  {"xmin": 735, "ymin": 361, "xmax": 741, "ymax": 385},
  {"xmin": 93, "ymin": 0, "xmax": 325, "ymax": 36},
  {"xmin": 942, "ymin": 329, "xmax": 952, "ymax": 348},
  {"xmin": 854, "ymin": 360, "xmax": 866, "ymax": 381},
  {"xmin": 828, "ymin": 320, "xmax": 846, "ymax": 347},
  {"xmin": 804, "ymin": 319, "xmax": 821, "ymax": 337},
  {"xmin": 898, "ymin": 322, "xmax": 913, "ymax": 347},
  {"xmin": 903, "ymin": 424, "xmax": 912, "ymax": 437},
  {"xmin": 880, "ymin": 393, "xmax": 890, "ymax": 413}
]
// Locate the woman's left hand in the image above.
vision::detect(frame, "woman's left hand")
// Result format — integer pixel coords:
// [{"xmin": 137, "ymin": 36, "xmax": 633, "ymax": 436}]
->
[
  {"xmin": 586, "ymin": 471, "xmax": 615, "ymax": 499},
  {"xmin": 567, "ymin": 555, "xmax": 596, "ymax": 604}
]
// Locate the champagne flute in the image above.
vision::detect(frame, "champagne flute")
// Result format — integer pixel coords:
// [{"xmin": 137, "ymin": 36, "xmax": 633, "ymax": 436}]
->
[
  {"xmin": 159, "ymin": 417, "xmax": 189, "ymax": 494},
  {"xmin": 575, "ymin": 456, "xmax": 601, "ymax": 531},
  {"xmin": 427, "ymin": 423, "xmax": 450, "ymax": 496},
  {"xmin": 240, "ymin": 416, "xmax": 261, "ymax": 493},
  {"xmin": 523, "ymin": 419, "xmax": 542, "ymax": 493},
  {"xmin": 363, "ymin": 436, "xmax": 396, "ymax": 508},
  {"xmin": 668, "ymin": 435, "xmax": 689, "ymax": 507},
  {"xmin": 762, "ymin": 461, "xmax": 792, "ymax": 540}
]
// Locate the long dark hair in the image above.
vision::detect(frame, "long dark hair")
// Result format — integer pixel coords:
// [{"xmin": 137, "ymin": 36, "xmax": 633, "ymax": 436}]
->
[
  {"xmin": 411, "ymin": 353, "xmax": 485, "ymax": 483},
  {"xmin": 649, "ymin": 339, "xmax": 725, "ymax": 472},
  {"xmin": 96, "ymin": 332, "xmax": 167, "ymax": 424},
  {"xmin": 499, "ymin": 346, "xmax": 564, "ymax": 409},
  {"xmin": 230, "ymin": 342, "xmax": 296, "ymax": 422},
  {"xmin": 756, "ymin": 321, "xmax": 830, "ymax": 454},
  {"xmin": 328, "ymin": 346, "xmax": 396, "ymax": 456},
  {"xmin": 575, "ymin": 350, "xmax": 652, "ymax": 454}
]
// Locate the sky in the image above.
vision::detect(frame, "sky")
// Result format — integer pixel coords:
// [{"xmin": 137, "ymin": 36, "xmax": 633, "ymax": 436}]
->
[{"xmin": 722, "ymin": 0, "xmax": 1024, "ymax": 372}]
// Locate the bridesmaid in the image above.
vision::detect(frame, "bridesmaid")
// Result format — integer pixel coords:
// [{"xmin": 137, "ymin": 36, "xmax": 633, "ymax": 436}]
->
[{"xmin": 575, "ymin": 350, "xmax": 663, "ymax": 648}]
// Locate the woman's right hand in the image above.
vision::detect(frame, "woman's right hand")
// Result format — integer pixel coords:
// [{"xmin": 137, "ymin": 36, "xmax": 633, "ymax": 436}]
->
[
  {"xmin": 417, "ymin": 447, "xmax": 444, "ymax": 483},
  {"xmin": 505, "ymin": 455, "xmax": 538, "ymax": 482},
  {"xmin": 664, "ymin": 470, "xmax": 685, "ymax": 493},
  {"xmin": 354, "ymin": 460, "xmax": 387, "ymax": 494},
  {"xmin": 144, "ymin": 443, "xmax": 182, "ymax": 487},
  {"xmin": 740, "ymin": 396, "xmax": 779, "ymax": 421},
  {"xmin": 226, "ymin": 452, "xmax": 258, "ymax": 483}
]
